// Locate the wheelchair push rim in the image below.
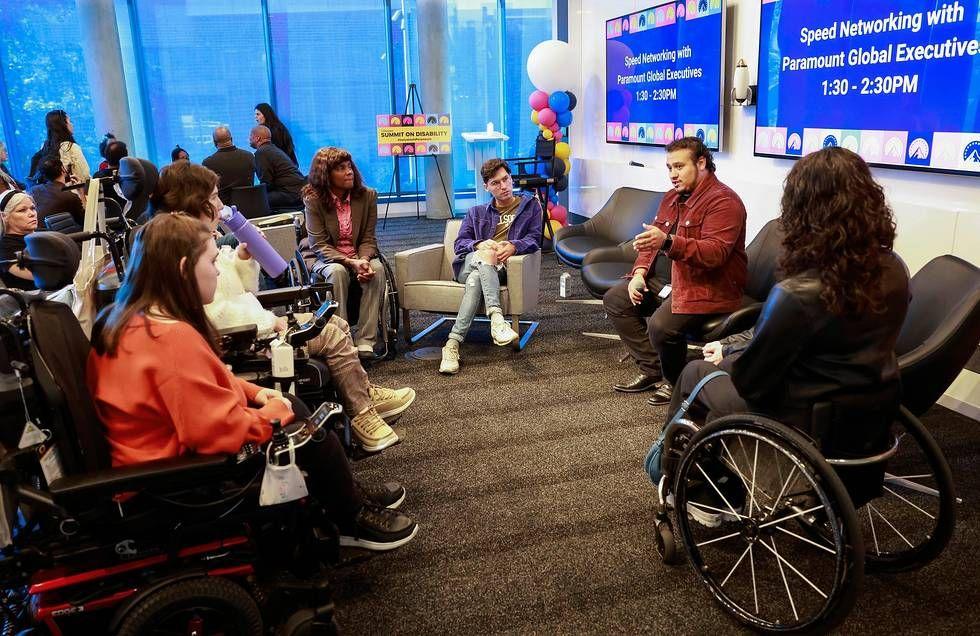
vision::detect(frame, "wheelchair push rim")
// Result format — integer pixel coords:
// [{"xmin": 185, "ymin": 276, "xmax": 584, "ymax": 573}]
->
[{"xmin": 672, "ymin": 415, "xmax": 864, "ymax": 634}]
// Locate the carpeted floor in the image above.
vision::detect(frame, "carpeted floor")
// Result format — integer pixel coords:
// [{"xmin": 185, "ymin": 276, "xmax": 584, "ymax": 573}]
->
[{"xmin": 332, "ymin": 217, "xmax": 980, "ymax": 634}]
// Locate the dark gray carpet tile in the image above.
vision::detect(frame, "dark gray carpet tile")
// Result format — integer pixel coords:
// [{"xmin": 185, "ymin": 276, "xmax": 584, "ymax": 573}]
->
[{"xmin": 328, "ymin": 218, "xmax": 980, "ymax": 634}]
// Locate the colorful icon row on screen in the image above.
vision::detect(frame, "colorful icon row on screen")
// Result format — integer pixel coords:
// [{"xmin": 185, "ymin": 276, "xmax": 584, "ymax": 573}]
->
[
  {"xmin": 606, "ymin": 122, "xmax": 718, "ymax": 147},
  {"xmin": 606, "ymin": 0, "xmax": 722, "ymax": 38},
  {"xmin": 756, "ymin": 126, "xmax": 980, "ymax": 172},
  {"xmin": 379, "ymin": 143, "xmax": 451, "ymax": 156},
  {"xmin": 375, "ymin": 114, "xmax": 451, "ymax": 127}
]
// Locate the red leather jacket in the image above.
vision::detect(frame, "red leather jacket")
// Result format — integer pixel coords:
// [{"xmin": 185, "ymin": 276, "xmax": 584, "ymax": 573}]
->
[{"xmin": 631, "ymin": 172, "xmax": 747, "ymax": 314}]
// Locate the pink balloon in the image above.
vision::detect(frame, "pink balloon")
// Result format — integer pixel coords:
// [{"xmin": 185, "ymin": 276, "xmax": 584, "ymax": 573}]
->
[
  {"xmin": 538, "ymin": 107, "xmax": 557, "ymax": 127},
  {"xmin": 547, "ymin": 200, "xmax": 555, "ymax": 210},
  {"xmin": 554, "ymin": 130, "xmax": 564, "ymax": 142},
  {"xmin": 549, "ymin": 122, "xmax": 560, "ymax": 132},
  {"xmin": 529, "ymin": 90, "xmax": 550, "ymax": 111},
  {"xmin": 550, "ymin": 204, "xmax": 568, "ymax": 225}
]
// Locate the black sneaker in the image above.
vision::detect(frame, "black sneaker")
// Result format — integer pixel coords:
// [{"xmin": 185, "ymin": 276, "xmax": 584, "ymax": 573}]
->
[
  {"xmin": 356, "ymin": 479, "xmax": 406, "ymax": 509},
  {"xmin": 338, "ymin": 505, "xmax": 418, "ymax": 551}
]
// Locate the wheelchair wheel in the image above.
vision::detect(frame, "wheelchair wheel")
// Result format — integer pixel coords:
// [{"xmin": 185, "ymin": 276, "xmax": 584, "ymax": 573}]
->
[
  {"xmin": 673, "ymin": 415, "xmax": 864, "ymax": 634},
  {"xmin": 116, "ymin": 577, "xmax": 263, "ymax": 636},
  {"xmin": 655, "ymin": 518, "xmax": 681, "ymax": 565},
  {"xmin": 856, "ymin": 407, "xmax": 956, "ymax": 573},
  {"xmin": 375, "ymin": 253, "xmax": 400, "ymax": 360}
]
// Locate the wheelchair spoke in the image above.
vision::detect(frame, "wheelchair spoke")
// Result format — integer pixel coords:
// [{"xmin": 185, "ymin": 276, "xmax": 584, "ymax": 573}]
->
[
  {"xmin": 749, "ymin": 545, "xmax": 759, "ymax": 614},
  {"xmin": 882, "ymin": 485, "xmax": 935, "ymax": 520},
  {"xmin": 774, "ymin": 525, "xmax": 838, "ymax": 555},
  {"xmin": 759, "ymin": 504, "xmax": 824, "ymax": 530},
  {"xmin": 768, "ymin": 465, "xmax": 799, "ymax": 515},
  {"xmin": 870, "ymin": 504, "xmax": 915, "ymax": 548},
  {"xmin": 720, "ymin": 543, "xmax": 752, "ymax": 588},
  {"xmin": 695, "ymin": 529, "xmax": 743, "ymax": 548},
  {"xmin": 696, "ymin": 463, "xmax": 743, "ymax": 519},
  {"xmin": 764, "ymin": 536, "xmax": 799, "ymax": 621},
  {"xmin": 720, "ymin": 440, "xmax": 760, "ymax": 508},
  {"xmin": 749, "ymin": 439, "xmax": 760, "ymax": 516},
  {"xmin": 887, "ymin": 473, "xmax": 930, "ymax": 480},
  {"xmin": 867, "ymin": 505, "xmax": 880, "ymax": 555},
  {"xmin": 759, "ymin": 535, "xmax": 828, "ymax": 600}
]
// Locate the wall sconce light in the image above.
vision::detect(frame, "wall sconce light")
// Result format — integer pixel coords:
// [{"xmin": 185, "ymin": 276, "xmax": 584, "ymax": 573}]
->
[{"xmin": 731, "ymin": 58, "xmax": 756, "ymax": 106}]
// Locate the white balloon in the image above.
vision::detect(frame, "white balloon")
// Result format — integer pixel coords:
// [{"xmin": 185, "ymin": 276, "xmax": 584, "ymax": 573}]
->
[{"xmin": 526, "ymin": 40, "xmax": 576, "ymax": 93}]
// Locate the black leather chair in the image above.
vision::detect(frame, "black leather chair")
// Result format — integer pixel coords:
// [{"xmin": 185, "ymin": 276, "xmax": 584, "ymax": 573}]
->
[
  {"xmin": 41, "ymin": 212, "xmax": 82, "ymax": 234},
  {"xmin": 554, "ymin": 187, "xmax": 665, "ymax": 268},
  {"xmin": 117, "ymin": 156, "xmax": 158, "ymax": 224},
  {"xmin": 895, "ymin": 254, "xmax": 980, "ymax": 416},
  {"xmin": 580, "ymin": 242, "xmax": 639, "ymax": 299},
  {"xmin": 230, "ymin": 184, "xmax": 274, "ymax": 219}
]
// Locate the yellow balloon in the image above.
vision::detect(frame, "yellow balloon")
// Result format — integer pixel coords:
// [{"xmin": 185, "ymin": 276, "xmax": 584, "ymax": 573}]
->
[
  {"xmin": 563, "ymin": 158, "xmax": 571, "ymax": 175},
  {"xmin": 542, "ymin": 128, "xmax": 554, "ymax": 140},
  {"xmin": 538, "ymin": 123, "xmax": 547, "ymax": 131},
  {"xmin": 555, "ymin": 141, "xmax": 571, "ymax": 160},
  {"xmin": 546, "ymin": 219, "xmax": 563, "ymax": 237},
  {"xmin": 530, "ymin": 109, "xmax": 539, "ymax": 125}
]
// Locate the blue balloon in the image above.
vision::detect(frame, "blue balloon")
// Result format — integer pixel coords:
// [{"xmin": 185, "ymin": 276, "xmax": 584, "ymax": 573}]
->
[
  {"xmin": 557, "ymin": 111, "xmax": 573, "ymax": 127},
  {"xmin": 548, "ymin": 91, "xmax": 570, "ymax": 113},
  {"xmin": 549, "ymin": 191, "xmax": 559, "ymax": 204}
]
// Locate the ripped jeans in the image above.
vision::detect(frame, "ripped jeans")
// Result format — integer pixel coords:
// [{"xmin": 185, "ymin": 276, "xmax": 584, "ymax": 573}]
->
[{"xmin": 448, "ymin": 251, "xmax": 505, "ymax": 342}]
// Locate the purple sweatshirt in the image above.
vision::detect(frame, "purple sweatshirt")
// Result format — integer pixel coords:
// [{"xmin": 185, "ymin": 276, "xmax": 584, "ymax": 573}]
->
[{"xmin": 452, "ymin": 194, "xmax": 543, "ymax": 278}]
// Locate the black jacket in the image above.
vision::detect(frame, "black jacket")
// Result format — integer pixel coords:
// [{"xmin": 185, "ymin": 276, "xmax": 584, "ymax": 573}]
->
[
  {"xmin": 730, "ymin": 251, "xmax": 909, "ymax": 428},
  {"xmin": 254, "ymin": 143, "xmax": 305, "ymax": 197},
  {"xmin": 29, "ymin": 181, "xmax": 85, "ymax": 226},
  {"xmin": 268, "ymin": 123, "xmax": 298, "ymax": 166},
  {"xmin": 202, "ymin": 146, "xmax": 256, "ymax": 204}
]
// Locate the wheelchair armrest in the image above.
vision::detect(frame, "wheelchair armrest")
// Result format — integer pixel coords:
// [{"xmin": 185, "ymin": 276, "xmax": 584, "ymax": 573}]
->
[
  {"xmin": 394, "ymin": 243, "xmax": 444, "ymax": 297},
  {"xmin": 218, "ymin": 324, "xmax": 258, "ymax": 354},
  {"xmin": 254, "ymin": 285, "xmax": 312, "ymax": 308},
  {"xmin": 48, "ymin": 454, "xmax": 241, "ymax": 502},
  {"xmin": 701, "ymin": 303, "xmax": 763, "ymax": 342}
]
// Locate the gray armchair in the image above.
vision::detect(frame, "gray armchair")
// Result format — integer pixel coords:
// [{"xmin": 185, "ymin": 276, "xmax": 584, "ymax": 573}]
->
[{"xmin": 394, "ymin": 220, "xmax": 542, "ymax": 350}]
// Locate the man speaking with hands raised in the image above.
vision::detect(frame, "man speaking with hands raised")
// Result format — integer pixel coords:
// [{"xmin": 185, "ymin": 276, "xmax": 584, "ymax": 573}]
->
[{"xmin": 603, "ymin": 137, "xmax": 747, "ymax": 405}]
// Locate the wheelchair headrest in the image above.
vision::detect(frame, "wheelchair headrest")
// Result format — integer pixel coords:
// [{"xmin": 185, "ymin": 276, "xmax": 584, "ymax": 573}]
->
[
  {"xmin": 23, "ymin": 232, "xmax": 81, "ymax": 291},
  {"xmin": 118, "ymin": 157, "xmax": 159, "ymax": 219}
]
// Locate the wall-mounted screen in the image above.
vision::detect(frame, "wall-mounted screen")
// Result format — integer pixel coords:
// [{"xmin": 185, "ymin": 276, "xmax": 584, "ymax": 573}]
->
[
  {"xmin": 605, "ymin": 0, "xmax": 726, "ymax": 150},
  {"xmin": 756, "ymin": 0, "xmax": 980, "ymax": 176}
]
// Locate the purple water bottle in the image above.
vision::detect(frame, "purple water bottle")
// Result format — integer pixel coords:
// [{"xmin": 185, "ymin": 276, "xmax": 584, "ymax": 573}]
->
[{"xmin": 219, "ymin": 205, "xmax": 289, "ymax": 277}]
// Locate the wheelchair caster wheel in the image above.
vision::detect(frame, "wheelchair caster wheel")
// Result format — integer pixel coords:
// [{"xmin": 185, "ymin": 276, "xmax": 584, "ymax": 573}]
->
[{"xmin": 655, "ymin": 520, "xmax": 680, "ymax": 565}]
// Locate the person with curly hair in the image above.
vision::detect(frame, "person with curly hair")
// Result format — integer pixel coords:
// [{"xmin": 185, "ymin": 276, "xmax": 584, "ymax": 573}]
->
[
  {"xmin": 302, "ymin": 147, "xmax": 383, "ymax": 358},
  {"xmin": 662, "ymin": 145, "xmax": 909, "ymax": 447}
]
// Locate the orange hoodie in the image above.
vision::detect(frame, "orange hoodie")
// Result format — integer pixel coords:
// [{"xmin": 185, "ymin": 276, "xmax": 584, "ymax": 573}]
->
[{"xmin": 87, "ymin": 315, "xmax": 292, "ymax": 466}]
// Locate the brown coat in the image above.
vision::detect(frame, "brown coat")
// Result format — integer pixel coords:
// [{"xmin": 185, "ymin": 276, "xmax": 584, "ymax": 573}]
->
[{"xmin": 304, "ymin": 187, "xmax": 379, "ymax": 264}]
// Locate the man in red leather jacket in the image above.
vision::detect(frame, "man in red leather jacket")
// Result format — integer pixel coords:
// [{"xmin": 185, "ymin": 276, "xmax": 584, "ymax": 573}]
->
[{"xmin": 603, "ymin": 137, "xmax": 747, "ymax": 405}]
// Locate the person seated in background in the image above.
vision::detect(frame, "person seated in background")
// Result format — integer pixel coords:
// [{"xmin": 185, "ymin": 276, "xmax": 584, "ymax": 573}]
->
[
  {"xmin": 202, "ymin": 126, "xmax": 256, "ymax": 205},
  {"xmin": 251, "ymin": 125, "xmax": 305, "ymax": 209},
  {"xmin": 0, "ymin": 191, "xmax": 39, "ymax": 290},
  {"xmin": 92, "ymin": 139, "xmax": 129, "ymax": 212},
  {"xmin": 660, "ymin": 147, "xmax": 908, "ymax": 468},
  {"xmin": 171, "ymin": 145, "xmax": 190, "ymax": 162},
  {"xmin": 254, "ymin": 103, "xmax": 298, "ymax": 166},
  {"xmin": 97, "ymin": 132, "xmax": 116, "ymax": 173},
  {"xmin": 303, "ymin": 147, "xmax": 383, "ymax": 358},
  {"xmin": 29, "ymin": 157, "xmax": 85, "ymax": 226},
  {"xmin": 439, "ymin": 158, "xmax": 542, "ymax": 375},
  {"xmin": 87, "ymin": 213, "xmax": 418, "ymax": 550},
  {"xmin": 0, "ymin": 141, "xmax": 25, "ymax": 191},
  {"xmin": 605, "ymin": 137, "xmax": 747, "ymax": 405},
  {"xmin": 153, "ymin": 161, "xmax": 411, "ymax": 452}
]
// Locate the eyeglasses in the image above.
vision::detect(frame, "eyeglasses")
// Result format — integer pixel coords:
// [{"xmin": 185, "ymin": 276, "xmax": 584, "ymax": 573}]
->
[{"xmin": 487, "ymin": 174, "xmax": 512, "ymax": 188}]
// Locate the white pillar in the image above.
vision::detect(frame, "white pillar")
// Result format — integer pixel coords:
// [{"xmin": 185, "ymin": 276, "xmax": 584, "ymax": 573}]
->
[
  {"xmin": 75, "ymin": 0, "xmax": 134, "ymax": 149},
  {"xmin": 417, "ymin": 0, "xmax": 454, "ymax": 219}
]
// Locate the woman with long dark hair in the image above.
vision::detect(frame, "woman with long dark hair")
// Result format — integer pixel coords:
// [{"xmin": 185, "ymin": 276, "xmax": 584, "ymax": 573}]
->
[
  {"xmin": 254, "ymin": 102, "xmax": 298, "ymax": 165},
  {"xmin": 650, "ymin": 147, "xmax": 909, "ymax": 508},
  {"xmin": 303, "ymin": 147, "xmax": 384, "ymax": 358},
  {"xmin": 87, "ymin": 213, "xmax": 418, "ymax": 551},
  {"xmin": 32, "ymin": 109, "xmax": 90, "ymax": 183}
]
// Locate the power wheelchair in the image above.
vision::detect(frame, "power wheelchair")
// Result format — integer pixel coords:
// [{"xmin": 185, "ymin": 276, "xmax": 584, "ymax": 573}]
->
[
  {"xmin": 0, "ymin": 233, "xmax": 347, "ymax": 635},
  {"xmin": 647, "ymin": 253, "xmax": 980, "ymax": 633}
]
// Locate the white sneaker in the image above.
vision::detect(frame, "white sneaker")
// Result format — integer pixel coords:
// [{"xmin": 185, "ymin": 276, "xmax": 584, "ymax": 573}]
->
[
  {"xmin": 439, "ymin": 340, "xmax": 460, "ymax": 374},
  {"xmin": 489, "ymin": 314, "xmax": 518, "ymax": 346}
]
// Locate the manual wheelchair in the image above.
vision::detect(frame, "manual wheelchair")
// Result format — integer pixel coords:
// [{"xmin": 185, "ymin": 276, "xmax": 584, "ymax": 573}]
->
[{"xmin": 0, "ymin": 234, "xmax": 347, "ymax": 635}]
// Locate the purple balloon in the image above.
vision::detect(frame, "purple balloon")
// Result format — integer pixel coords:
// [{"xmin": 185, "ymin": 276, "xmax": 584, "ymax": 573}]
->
[{"xmin": 529, "ymin": 90, "xmax": 550, "ymax": 111}]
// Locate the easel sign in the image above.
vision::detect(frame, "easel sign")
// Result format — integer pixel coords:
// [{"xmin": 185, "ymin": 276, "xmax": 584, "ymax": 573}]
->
[{"xmin": 376, "ymin": 114, "xmax": 452, "ymax": 156}]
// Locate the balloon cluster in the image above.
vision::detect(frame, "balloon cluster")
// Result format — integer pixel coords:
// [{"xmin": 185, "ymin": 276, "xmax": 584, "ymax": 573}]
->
[{"xmin": 526, "ymin": 39, "xmax": 577, "ymax": 230}]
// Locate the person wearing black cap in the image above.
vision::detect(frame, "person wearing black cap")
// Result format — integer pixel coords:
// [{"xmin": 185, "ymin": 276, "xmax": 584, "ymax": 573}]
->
[{"xmin": 0, "ymin": 190, "xmax": 39, "ymax": 290}]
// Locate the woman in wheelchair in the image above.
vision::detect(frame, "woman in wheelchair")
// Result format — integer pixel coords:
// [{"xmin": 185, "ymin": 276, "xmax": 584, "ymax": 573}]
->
[
  {"xmin": 0, "ymin": 190, "xmax": 39, "ymax": 291},
  {"xmin": 87, "ymin": 213, "xmax": 418, "ymax": 551},
  {"xmin": 153, "ymin": 160, "xmax": 415, "ymax": 453},
  {"xmin": 302, "ymin": 147, "xmax": 385, "ymax": 358},
  {"xmin": 654, "ymin": 146, "xmax": 909, "ymax": 519}
]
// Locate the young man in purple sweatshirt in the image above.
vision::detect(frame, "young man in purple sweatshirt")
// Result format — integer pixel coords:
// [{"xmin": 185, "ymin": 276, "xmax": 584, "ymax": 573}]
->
[{"xmin": 440, "ymin": 158, "xmax": 543, "ymax": 374}]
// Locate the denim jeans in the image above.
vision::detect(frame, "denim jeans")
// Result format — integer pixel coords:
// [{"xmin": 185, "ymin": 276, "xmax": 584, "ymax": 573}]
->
[{"xmin": 448, "ymin": 251, "xmax": 504, "ymax": 342}]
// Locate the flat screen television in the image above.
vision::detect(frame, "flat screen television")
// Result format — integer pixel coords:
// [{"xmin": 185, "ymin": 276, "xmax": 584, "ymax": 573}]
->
[
  {"xmin": 605, "ymin": 0, "xmax": 727, "ymax": 150},
  {"xmin": 755, "ymin": 0, "xmax": 980, "ymax": 176}
]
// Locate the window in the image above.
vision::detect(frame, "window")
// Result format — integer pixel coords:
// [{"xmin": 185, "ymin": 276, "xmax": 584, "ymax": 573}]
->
[
  {"xmin": 131, "ymin": 0, "xmax": 270, "ymax": 168},
  {"xmin": 502, "ymin": 0, "xmax": 553, "ymax": 161},
  {"xmin": 266, "ymin": 0, "xmax": 393, "ymax": 187},
  {"xmin": 0, "ymin": 0, "xmax": 99, "ymax": 179}
]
